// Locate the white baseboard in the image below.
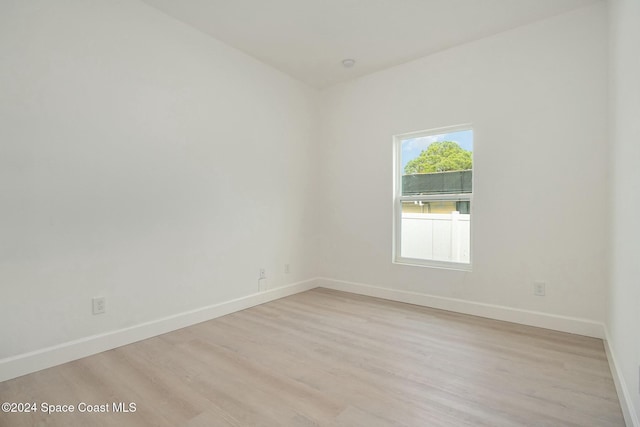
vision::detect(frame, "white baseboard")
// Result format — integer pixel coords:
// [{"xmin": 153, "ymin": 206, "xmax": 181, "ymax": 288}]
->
[
  {"xmin": 317, "ymin": 277, "xmax": 605, "ymax": 339},
  {"xmin": 3, "ymin": 275, "xmax": 632, "ymax": 424},
  {"xmin": 604, "ymin": 328, "xmax": 640, "ymax": 427},
  {"xmin": 0, "ymin": 279, "xmax": 318, "ymax": 383},
  {"xmin": 0, "ymin": 276, "xmax": 612, "ymax": 388}
]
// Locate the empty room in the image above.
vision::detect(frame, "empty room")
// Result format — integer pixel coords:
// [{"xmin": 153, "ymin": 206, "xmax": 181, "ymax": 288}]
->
[{"xmin": 1, "ymin": 0, "xmax": 638, "ymax": 426}]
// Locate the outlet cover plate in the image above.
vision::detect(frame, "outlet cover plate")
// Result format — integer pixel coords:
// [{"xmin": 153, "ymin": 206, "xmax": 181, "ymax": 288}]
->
[{"xmin": 92, "ymin": 297, "xmax": 106, "ymax": 315}]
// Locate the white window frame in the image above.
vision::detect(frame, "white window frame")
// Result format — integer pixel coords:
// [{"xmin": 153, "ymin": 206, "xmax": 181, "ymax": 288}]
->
[{"xmin": 392, "ymin": 124, "xmax": 473, "ymax": 271}]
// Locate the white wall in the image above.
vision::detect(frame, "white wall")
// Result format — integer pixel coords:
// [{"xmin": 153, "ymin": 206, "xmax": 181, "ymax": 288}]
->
[
  {"xmin": 0, "ymin": 0, "xmax": 318, "ymax": 359},
  {"xmin": 318, "ymin": 4, "xmax": 609, "ymax": 322},
  {"xmin": 608, "ymin": 0, "xmax": 640, "ymax": 423}
]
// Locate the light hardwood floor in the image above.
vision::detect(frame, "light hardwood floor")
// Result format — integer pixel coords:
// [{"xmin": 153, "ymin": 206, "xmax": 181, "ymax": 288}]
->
[{"xmin": 0, "ymin": 288, "xmax": 624, "ymax": 426}]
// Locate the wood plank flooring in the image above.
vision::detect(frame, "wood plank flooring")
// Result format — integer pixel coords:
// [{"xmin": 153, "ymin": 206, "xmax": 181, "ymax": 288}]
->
[{"xmin": 0, "ymin": 288, "xmax": 624, "ymax": 426}]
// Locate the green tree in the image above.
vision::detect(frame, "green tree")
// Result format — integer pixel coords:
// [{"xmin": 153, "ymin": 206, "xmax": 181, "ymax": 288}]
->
[{"xmin": 404, "ymin": 141, "xmax": 472, "ymax": 174}]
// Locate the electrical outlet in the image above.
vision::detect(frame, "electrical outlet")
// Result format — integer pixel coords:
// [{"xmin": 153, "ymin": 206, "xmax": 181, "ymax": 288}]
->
[
  {"xmin": 533, "ymin": 281, "xmax": 546, "ymax": 296},
  {"xmin": 259, "ymin": 268, "xmax": 266, "ymax": 279},
  {"xmin": 92, "ymin": 297, "xmax": 106, "ymax": 315},
  {"xmin": 284, "ymin": 264, "xmax": 290, "ymax": 274}
]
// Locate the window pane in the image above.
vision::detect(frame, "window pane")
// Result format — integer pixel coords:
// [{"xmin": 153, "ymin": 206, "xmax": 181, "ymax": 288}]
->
[
  {"xmin": 401, "ymin": 129, "xmax": 473, "ymax": 196},
  {"xmin": 400, "ymin": 201, "xmax": 471, "ymax": 263},
  {"xmin": 402, "ymin": 170, "xmax": 472, "ymax": 196}
]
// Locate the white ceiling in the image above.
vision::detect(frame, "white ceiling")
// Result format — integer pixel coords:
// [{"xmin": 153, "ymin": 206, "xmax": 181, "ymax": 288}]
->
[{"xmin": 141, "ymin": 0, "xmax": 599, "ymax": 88}]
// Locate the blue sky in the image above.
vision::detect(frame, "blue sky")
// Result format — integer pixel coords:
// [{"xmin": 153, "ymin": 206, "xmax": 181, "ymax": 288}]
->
[{"xmin": 401, "ymin": 129, "xmax": 473, "ymax": 170}]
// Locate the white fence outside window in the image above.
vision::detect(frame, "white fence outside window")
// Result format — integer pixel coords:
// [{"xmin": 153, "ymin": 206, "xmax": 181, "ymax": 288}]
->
[{"xmin": 401, "ymin": 212, "xmax": 470, "ymax": 263}]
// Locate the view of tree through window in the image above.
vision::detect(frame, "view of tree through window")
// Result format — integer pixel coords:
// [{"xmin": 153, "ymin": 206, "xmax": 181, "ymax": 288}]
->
[
  {"xmin": 394, "ymin": 128, "xmax": 473, "ymax": 268},
  {"xmin": 404, "ymin": 140, "xmax": 472, "ymax": 174}
]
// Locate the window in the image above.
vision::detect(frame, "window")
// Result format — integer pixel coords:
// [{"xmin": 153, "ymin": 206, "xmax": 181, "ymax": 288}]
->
[{"xmin": 393, "ymin": 125, "xmax": 473, "ymax": 270}]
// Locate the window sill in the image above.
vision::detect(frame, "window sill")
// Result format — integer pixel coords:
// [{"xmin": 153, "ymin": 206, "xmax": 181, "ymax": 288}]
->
[{"xmin": 393, "ymin": 258, "xmax": 472, "ymax": 272}]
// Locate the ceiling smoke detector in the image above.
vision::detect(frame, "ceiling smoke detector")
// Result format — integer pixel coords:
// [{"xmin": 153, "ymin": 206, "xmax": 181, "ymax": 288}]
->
[{"xmin": 341, "ymin": 58, "xmax": 356, "ymax": 68}]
